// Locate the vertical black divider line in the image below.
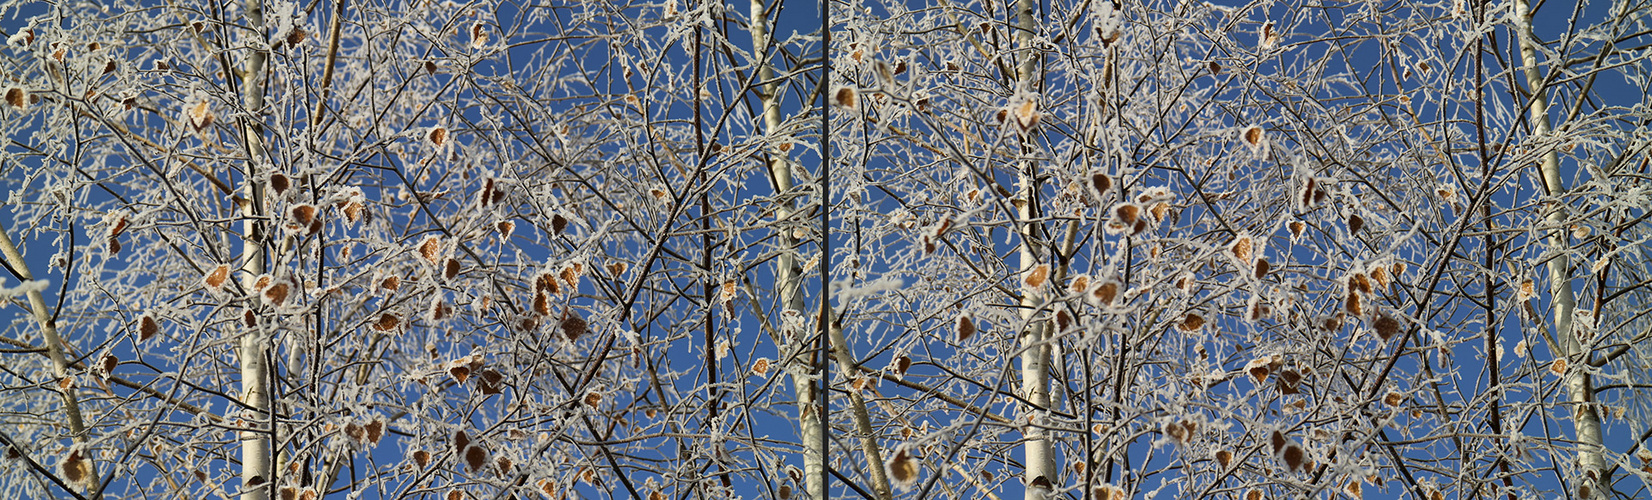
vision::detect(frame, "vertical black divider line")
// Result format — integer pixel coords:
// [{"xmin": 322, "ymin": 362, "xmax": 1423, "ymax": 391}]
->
[{"xmin": 816, "ymin": 0, "xmax": 832, "ymax": 496}]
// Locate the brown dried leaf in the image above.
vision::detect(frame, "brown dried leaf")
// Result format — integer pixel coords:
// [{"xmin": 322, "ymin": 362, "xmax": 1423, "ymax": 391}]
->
[
  {"xmin": 1014, "ymin": 100, "xmax": 1039, "ymax": 131},
  {"xmin": 449, "ymin": 364, "xmax": 471, "ymax": 384},
  {"xmin": 419, "ymin": 236, "xmax": 442, "ymax": 264},
  {"xmin": 139, "ymin": 314, "xmax": 160, "ymax": 342},
  {"xmin": 560, "ymin": 266, "xmax": 578, "ymax": 289},
  {"xmin": 478, "ymin": 369, "xmax": 505, "ymax": 395},
  {"xmin": 285, "ymin": 27, "xmax": 307, "ymax": 46},
  {"xmin": 1023, "ymin": 264, "xmax": 1050, "ymax": 289},
  {"xmin": 1248, "ymin": 300, "xmax": 1271, "ymax": 321},
  {"xmin": 1068, "ymin": 275, "xmax": 1090, "ymax": 294},
  {"xmin": 4, "ymin": 88, "xmax": 25, "ymax": 109},
  {"xmin": 1373, "ymin": 312, "xmax": 1402, "ymax": 340},
  {"xmin": 1300, "ymin": 177, "xmax": 1320, "ymax": 208},
  {"xmin": 1090, "ymin": 171, "xmax": 1112, "ymax": 197},
  {"xmin": 1281, "ymin": 444, "xmax": 1307, "ymax": 472},
  {"xmin": 264, "ymin": 282, "xmax": 290, "ymax": 307},
  {"xmin": 372, "ymin": 313, "xmax": 400, "ymax": 333},
  {"xmin": 342, "ymin": 201, "xmax": 365, "ymax": 224},
  {"xmin": 887, "ymin": 448, "xmax": 918, "ymax": 488},
  {"xmin": 551, "ymin": 214, "xmax": 569, "ymax": 234},
  {"xmin": 464, "ymin": 445, "xmax": 487, "ymax": 472},
  {"xmin": 536, "ymin": 272, "xmax": 562, "ymax": 295},
  {"xmin": 98, "ymin": 354, "xmax": 117, "ymax": 379},
  {"xmin": 1114, "ymin": 204, "xmax": 1140, "ymax": 225},
  {"xmin": 834, "ymin": 87, "xmax": 858, "ymax": 108},
  {"xmin": 1229, "ymin": 235, "xmax": 1253, "ymax": 263},
  {"xmin": 290, "ymin": 204, "xmax": 317, "ymax": 226},
  {"xmin": 63, "ymin": 448, "xmax": 92, "ymax": 484},
  {"xmin": 1164, "ymin": 420, "xmax": 1187, "ymax": 444},
  {"xmin": 561, "ymin": 310, "xmax": 587, "ymax": 341},
  {"xmin": 1243, "ymin": 126, "xmax": 1264, "ymax": 147},
  {"xmin": 1179, "ymin": 313, "xmax": 1204, "ymax": 332},
  {"xmin": 1090, "ymin": 281, "xmax": 1119, "ymax": 306},
  {"xmin": 533, "ymin": 291, "xmax": 552, "ymax": 316},
  {"xmin": 204, "ymin": 264, "xmax": 231, "ymax": 291},
  {"xmin": 188, "ymin": 100, "xmax": 213, "ymax": 130},
  {"xmin": 269, "ymin": 173, "xmax": 291, "ymax": 197},
  {"xmin": 1550, "ymin": 358, "xmax": 1568, "ymax": 377},
  {"xmin": 1246, "ymin": 358, "xmax": 1271, "ymax": 383},
  {"xmin": 453, "ymin": 430, "xmax": 471, "ymax": 454},
  {"xmin": 364, "ymin": 420, "xmax": 384, "ymax": 444},
  {"xmin": 1277, "ymin": 370, "xmax": 1302, "ymax": 394},
  {"xmin": 1150, "ymin": 202, "xmax": 1171, "ymax": 223},
  {"xmin": 427, "ymin": 297, "xmax": 451, "ymax": 322}
]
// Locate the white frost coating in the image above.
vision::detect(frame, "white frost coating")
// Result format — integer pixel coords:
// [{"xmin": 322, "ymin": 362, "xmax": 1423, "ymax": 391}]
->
[
  {"xmin": 0, "ymin": 278, "xmax": 49, "ymax": 298},
  {"xmin": 1093, "ymin": 1, "xmax": 1122, "ymax": 41},
  {"xmin": 835, "ymin": 277, "xmax": 904, "ymax": 301}
]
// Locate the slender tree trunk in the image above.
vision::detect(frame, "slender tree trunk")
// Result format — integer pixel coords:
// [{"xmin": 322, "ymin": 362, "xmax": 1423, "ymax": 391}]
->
[
  {"xmin": 826, "ymin": 312, "xmax": 892, "ymax": 498},
  {"xmin": 1016, "ymin": 186, "xmax": 1052, "ymax": 499},
  {"xmin": 750, "ymin": 0, "xmax": 824, "ymax": 496},
  {"xmin": 0, "ymin": 224, "xmax": 96, "ymax": 493},
  {"xmin": 1014, "ymin": 0, "xmax": 1052, "ymax": 495},
  {"xmin": 1510, "ymin": 1, "xmax": 1603, "ymax": 496},
  {"xmin": 238, "ymin": 0, "xmax": 273, "ymax": 497}
]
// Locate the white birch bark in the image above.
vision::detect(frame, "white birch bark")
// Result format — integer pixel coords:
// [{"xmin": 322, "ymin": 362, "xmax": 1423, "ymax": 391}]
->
[
  {"xmin": 238, "ymin": 0, "xmax": 273, "ymax": 497},
  {"xmin": 0, "ymin": 225, "xmax": 96, "ymax": 493},
  {"xmin": 1510, "ymin": 0, "xmax": 1603, "ymax": 495},
  {"xmin": 1015, "ymin": 0, "xmax": 1052, "ymax": 494},
  {"xmin": 826, "ymin": 312, "xmax": 892, "ymax": 498},
  {"xmin": 751, "ymin": 0, "xmax": 824, "ymax": 496}
]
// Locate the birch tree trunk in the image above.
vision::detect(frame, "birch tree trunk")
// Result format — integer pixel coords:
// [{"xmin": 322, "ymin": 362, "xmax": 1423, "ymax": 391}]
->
[
  {"xmin": 750, "ymin": 0, "xmax": 824, "ymax": 496},
  {"xmin": 0, "ymin": 226, "xmax": 95, "ymax": 493},
  {"xmin": 1510, "ymin": 0, "xmax": 1603, "ymax": 496},
  {"xmin": 826, "ymin": 312, "xmax": 892, "ymax": 498},
  {"xmin": 1015, "ymin": 0, "xmax": 1052, "ymax": 494},
  {"xmin": 237, "ymin": 0, "xmax": 273, "ymax": 497}
]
